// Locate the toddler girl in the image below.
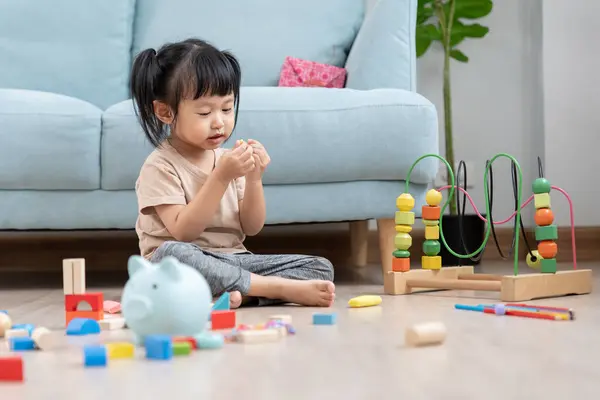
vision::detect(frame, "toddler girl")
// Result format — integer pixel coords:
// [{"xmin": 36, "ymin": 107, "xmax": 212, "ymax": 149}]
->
[{"xmin": 130, "ymin": 38, "xmax": 335, "ymax": 308}]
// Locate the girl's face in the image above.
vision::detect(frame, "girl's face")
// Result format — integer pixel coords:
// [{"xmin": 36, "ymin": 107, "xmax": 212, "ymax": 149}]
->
[{"xmin": 171, "ymin": 93, "xmax": 236, "ymax": 151}]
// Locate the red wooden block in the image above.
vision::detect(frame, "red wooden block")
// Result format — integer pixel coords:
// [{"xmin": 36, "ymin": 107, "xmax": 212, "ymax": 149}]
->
[
  {"xmin": 0, "ymin": 356, "xmax": 24, "ymax": 382},
  {"xmin": 65, "ymin": 293, "xmax": 104, "ymax": 312},
  {"xmin": 211, "ymin": 310, "xmax": 236, "ymax": 330},
  {"xmin": 421, "ymin": 205, "xmax": 441, "ymax": 220},
  {"xmin": 65, "ymin": 310, "xmax": 104, "ymax": 326},
  {"xmin": 173, "ymin": 336, "xmax": 198, "ymax": 349},
  {"xmin": 392, "ymin": 257, "xmax": 410, "ymax": 272}
]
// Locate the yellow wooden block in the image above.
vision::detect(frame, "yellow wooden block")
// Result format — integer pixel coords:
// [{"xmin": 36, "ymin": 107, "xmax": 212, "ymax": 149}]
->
[
  {"xmin": 423, "ymin": 219, "xmax": 439, "ymax": 227},
  {"xmin": 395, "ymin": 211, "xmax": 415, "ymax": 225},
  {"xmin": 396, "ymin": 193, "xmax": 415, "ymax": 212},
  {"xmin": 534, "ymin": 193, "xmax": 551, "ymax": 209},
  {"xmin": 422, "ymin": 256, "xmax": 442, "ymax": 270},
  {"xmin": 394, "ymin": 233, "xmax": 412, "ymax": 250},
  {"xmin": 425, "ymin": 225, "xmax": 439, "ymax": 240},
  {"xmin": 106, "ymin": 342, "xmax": 135, "ymax": 359},
  {"xmin": 395, "ymin": 225, "xmax": 412, "ymax": 233}
]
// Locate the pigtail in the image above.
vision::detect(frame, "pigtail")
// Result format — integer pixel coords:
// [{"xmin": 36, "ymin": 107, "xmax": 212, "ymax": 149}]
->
[{"xmin": 130, "ymin": 48, "xmax": 165, "ymax": 147}]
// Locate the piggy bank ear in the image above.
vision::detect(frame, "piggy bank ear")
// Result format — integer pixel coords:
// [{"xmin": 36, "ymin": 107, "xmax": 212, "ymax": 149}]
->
[
  {"xmin": 127, "ymin": 255, "xmax": 151, "ymax": 277},
  {"xmin": 160, "ymin": 256, "xmax": 182, "ymax": 281}
]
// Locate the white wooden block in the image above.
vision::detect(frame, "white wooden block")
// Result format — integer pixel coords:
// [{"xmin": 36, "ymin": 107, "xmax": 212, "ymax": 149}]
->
[
  {"xmin": 268, "ymin": 314, "xmax": 292, "ymax": 325},
  {"xmin": 99, "ymin": 317, "xmax": 126, "ymax": 331},
  {"xmin": 5, "ymin": 329, "xmax": 29, "ymax": 339},
  {"xmin": 31, "ymin": 327, "xmax": 56, "ymax": 350},
  {"xmin": 0, "ymin": 313, "xmax": 12, "ymax": 337},
  {"xmin": 237, "ymin": 329, "xmax": 280, "ymax": 344},
  {"xmin": 72, "ymin": 259, "xmax": 86, "ymax": 294},
  {"xmin": 62, "ymin": 259, "xmax": 74, "ymax": 295},
  {"xmin": 405, "ymin": 322, "xmax": 447, "ymax": 347}
]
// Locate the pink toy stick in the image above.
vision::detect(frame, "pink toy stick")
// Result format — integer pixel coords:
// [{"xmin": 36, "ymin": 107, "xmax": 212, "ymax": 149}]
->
[{"xmin": 435, "ymin": 185, "xmax": 577, "ymax": 270}]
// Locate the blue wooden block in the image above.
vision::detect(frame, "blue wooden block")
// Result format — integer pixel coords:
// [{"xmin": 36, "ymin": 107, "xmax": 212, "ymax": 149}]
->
[
  {"xmin": 12, "ymin": 324, "xmax": 35, "ymax": 336},
  {"xmin": 84, "ymin": 345, "xmax": 107, "ymax": 367},
  {"xmin": 66, "ymin": 318, "xmax": 101, "ymax": 336},
  {"xmin": 0, "ymin": 310, "xmax": 7, "ymax": 314},
  {"xmin": 9, "ymin": 337, "xmax": 36, "ymax": 351},
  {"xmin": 145, "ymin": 335, "xmax": 173, "ymax": 360},
  {"xmin": 195, "ymin": 332, "xmax": 224, "ymax": 349},
  {"xmin": 312, "ymin": 313, "xmax": 336, "ymax": 325},
  {"xmin": 212, "ymin": 292, "xmax": 230, "ymax": 311}
]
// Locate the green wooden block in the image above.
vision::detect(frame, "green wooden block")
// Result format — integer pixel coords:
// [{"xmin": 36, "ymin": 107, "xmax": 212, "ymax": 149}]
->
[
  {"xmin": 535, "ymin": 225, "xmax": 558, "ymax": 241},
  {"xmin": 393, "ymin": 250, "xmax": 410, "ymax": 258},
  {"xmin": 532, "ymin": 178, "xmax": 551, "ymax": 194},
  {"xmin": 422, "ymin": 240, "xmax": 441, "ymax": 256},
  {"xmin": 173, "ymin": 342, "xmax": 191, "ymax": 356},
  {"xmin": 540, "ymin": 258, "xmax": 557, "ymax": 273}
]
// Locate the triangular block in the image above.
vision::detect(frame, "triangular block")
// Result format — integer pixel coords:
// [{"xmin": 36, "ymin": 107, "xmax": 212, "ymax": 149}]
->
[{"xmin": 212, "ymin": 292, "xmax": 230, "ymax": 311}]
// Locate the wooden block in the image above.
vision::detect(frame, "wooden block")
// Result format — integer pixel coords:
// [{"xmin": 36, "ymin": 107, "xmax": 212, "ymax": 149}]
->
[
  {"xmin": 65, "ymin": 293, "xmax": 104, "ymax": 312},
  {"xmin": 237, "ymin": 329, "xmax": 280, "ymax": 344},
  {"xmin": 99, "ymin": 317, "xmax": 126, "ymax": 331},
  {"xmin": 172, "ymin": 342, "xmax": 192, "ymax": 356},
  {"xmin": 65, "ymin": 310, "xmax": 103, "ymax": 326},
  {"xmin": 210, "ymin": 310, "xmax": 236, "ymax": 330},
  {"xmin": 173, "ymin": 336, "xmax": 198, "ymax": 350},
  {"xmin": 106, "ymin": 343, "xmax": 134, "ymax": 359},
  {"xmin": 421, "ymin": 205, "xmax": 441, "ymax": 220},
  {"xmin": 425, "ymin": 225, "xmax": 439, "ymax": 240},
  {"xmin": 0, "ymin": 312, "xmax": 11, "ymax": 338},
  {"xmin": 384, "ymin": 266, "xmax": 474, "ymax": 295},
  {"xmin": 423, "ymin": 219, "xmax": 439, "ymax": 226},
  {"xmin": 422, "ymin": 256, "xmax": 441, "ymax": 270},
  {"xmin": 394, "ymin": 233, "xmax": 412, "ymax": 250},
  {"xmin": 392, "ymin": 257, "xmax": 410, "ymax": 272},
  {"xmin": 31, "ymin": 327, "xmax": 55, "ymax": 350},
  {"xmin": 500, "ymin": 269, "xmax": 592, "ymax": 301},
  {"xmin": 0, "ymin": 356, "xmax": 23, "ymax": 381},
  {"xmin": 540, "ymin": 258, "xmax": 557, "ymax": 273},
  {"xmin": 5, "ymin": 329, "xmax": 29, "ymax": 339},
  {"xmin": 395, "ymin": 225, "xmax": 412, "ymax": 233},
  {"xmin": 62, "ymin": 259, "xmax": 73, "ymax": 295},
  {"xmin": 535, "ymin": 225, "xmax": 558, "ymax": 241},
  {"xmin": 405, "ymin": 322, "xmax": 447, "ymax": 347},
  {"xmin": 534, "ymin": 193, "xmax": 551, "ymax": 209},
  {"xmin": 72, "ymin": 259, "xmax": 86, "ymax": 294},
  {"xmin": 395, "ymin": 211, "xmax": 415, "ymax": 226}
]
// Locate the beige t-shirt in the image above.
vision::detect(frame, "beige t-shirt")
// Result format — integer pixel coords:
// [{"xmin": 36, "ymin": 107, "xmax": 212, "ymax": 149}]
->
[{"xmin": 135, "ymin": 141, "xmax": 247, "ymax": 259}]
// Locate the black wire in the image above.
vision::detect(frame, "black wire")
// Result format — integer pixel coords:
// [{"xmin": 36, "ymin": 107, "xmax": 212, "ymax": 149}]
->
[
  {"xmin": 485, "ymin": 160, "xmax": 513, "ymax": 259},
  {"xmin": 455, "ymin": 160, "xmax": 484, "ymax": 263}
]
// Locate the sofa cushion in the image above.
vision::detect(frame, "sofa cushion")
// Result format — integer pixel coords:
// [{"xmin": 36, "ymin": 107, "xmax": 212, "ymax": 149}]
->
[
  {"xmin": 132, "ymin": 0, "xmax": 364, "ymax": 87},
  {"xmin": 0, "ymin": 89, "xmax": 102, "ymax": 190},
  {"xmin": 100, "ymin": 87, "xmax": 438, "ymax": 190},
  {"xmin": 0, "ymin": 0, "xmax": 136, "ymax": 110}
]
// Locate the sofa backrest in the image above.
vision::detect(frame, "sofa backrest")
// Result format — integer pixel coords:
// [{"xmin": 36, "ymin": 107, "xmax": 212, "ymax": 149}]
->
[{"xmin": 131, "ymin": 0, "xmax": 365, "ymax": 87}]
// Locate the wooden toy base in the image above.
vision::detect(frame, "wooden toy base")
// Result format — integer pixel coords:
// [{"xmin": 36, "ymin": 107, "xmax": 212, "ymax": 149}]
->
[{"xmin": 384, "ymin": 266, "xmax": 592, "ymax": 302}]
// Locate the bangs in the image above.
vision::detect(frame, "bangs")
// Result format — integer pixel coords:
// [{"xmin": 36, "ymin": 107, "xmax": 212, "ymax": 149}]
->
[{"xmin": 171, "ymin": 47, "xmax": 241, "ymax": 103}]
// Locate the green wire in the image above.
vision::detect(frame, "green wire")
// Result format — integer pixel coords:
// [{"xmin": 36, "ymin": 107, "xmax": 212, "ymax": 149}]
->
[{"xmin": 404, "ymin": 153, "xmax": 523, "ymax": 276}]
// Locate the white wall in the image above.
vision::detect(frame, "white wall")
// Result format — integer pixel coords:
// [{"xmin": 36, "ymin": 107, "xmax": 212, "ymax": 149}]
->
[{"xmin": 542, "ymin": 0, "xmax": 600, "ymax": 226}]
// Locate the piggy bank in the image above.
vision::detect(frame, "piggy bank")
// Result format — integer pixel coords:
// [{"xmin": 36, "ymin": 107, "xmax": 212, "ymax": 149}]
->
[{"xmin": 121, "ymin": 255, "xmax": 212, "ymax": 345}]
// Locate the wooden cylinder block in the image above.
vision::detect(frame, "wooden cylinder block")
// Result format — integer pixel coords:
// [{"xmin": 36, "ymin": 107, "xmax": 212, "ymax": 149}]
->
[
  {"xmin": 421, "ymin": 205, "xmax": 441, "ymax": 220},
  {"xmin": 0, "ymin": 312, "xmax": 11, "ymax": 338},
  {"xmin": 394, "ymin": 233, "xmax": 412, "ymax": 250},
  {"xmin": 405, "ymin": 322, "xmax": 447, "ymax": 347},
  {"xmin": 392, "ymin": 257, "xmax": 410, "ymax": 272},
  {"xmin": 538, "ymin": 240, "xmax": 557, "ymax": 258},
  {"xmin": 534, "ymin": 208, "xmax": 554, "ymax": 226},
  {"xmin": 395, "ymin": 224, "xmax": 412, "ymax": 233}
]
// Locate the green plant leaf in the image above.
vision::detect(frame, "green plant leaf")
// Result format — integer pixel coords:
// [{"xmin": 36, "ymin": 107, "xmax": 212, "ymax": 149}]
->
[
  {"xmin": 450, "ymin": 21, "xmax": 489, "ymax": 46},
  {"xmin": 450, "ymin": 49, "xmax": 469, "ymax": 62},
  {"xmin": 416, "ymin": 23, "xmax": 442, "ymax": 57},
  {"xmin": 417, "ymin": 0, "xmax": 435, "ymax": 25},
  {"xmin": 453, "ymin": 0, "xmax": 493, "ymax": 20}
]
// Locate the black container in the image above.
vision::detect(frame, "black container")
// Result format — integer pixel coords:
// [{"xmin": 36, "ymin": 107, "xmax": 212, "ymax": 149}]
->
[{"xmin": 437, "ymin": 214, "xmax": 486, "ymax": 266}]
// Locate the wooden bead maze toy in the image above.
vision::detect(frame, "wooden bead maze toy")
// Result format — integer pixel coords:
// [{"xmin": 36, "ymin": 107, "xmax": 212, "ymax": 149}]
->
[{"xmin": 384, "ymin": 153, "xmax": 592, "ymax": 302}]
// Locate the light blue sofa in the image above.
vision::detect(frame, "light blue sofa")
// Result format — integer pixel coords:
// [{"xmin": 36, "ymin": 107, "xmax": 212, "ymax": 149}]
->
[{"xmin": 0, "ymin": 0, "xmax": 438, "ymax": 272}]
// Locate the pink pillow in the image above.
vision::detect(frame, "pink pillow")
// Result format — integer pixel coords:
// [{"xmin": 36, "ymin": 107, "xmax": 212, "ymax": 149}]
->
[{"xmin": 278, "ymin": 56, "xmax": 346, "ymax": 88}]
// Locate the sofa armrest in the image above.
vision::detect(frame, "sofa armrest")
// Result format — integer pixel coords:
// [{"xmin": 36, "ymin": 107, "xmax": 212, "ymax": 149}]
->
[{"xmin": 344, "ymin": 0, "xmax": 417, "ymax": 91}]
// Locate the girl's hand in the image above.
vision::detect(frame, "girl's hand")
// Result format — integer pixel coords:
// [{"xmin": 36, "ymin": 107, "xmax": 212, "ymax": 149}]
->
[
  {"xmin": 246, "ymin": 139, "xmax": 270, "ymax": 182},
  {"xmin": 215, "ymin": 140, "xmax": 255, "ymax": 183}
]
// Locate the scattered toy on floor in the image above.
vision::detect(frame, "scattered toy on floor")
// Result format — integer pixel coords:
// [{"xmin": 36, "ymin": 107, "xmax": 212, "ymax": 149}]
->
[
  {"xmin": 405, "ymin": 322, "xmax": 447, "ymax": 347},
  {"xmin": 348, "ymin": 295, "xmax": 382, "ymax": 308},
  {"xmin": 312, "ymin": 313, "xmax": 336, "ymax": 325}
]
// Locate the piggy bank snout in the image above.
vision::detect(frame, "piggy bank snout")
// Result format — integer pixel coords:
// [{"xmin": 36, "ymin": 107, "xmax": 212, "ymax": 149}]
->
[{"xmin": 123, "ymin": 296, "xmax": 152, "ymax": 321}]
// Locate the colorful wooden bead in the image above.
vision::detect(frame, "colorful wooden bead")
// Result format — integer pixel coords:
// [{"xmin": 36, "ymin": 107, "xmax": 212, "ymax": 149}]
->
[
  {"xmin": 172, "ymin": 342, "xmax": 192, "ymax": 356},
  {"xmin": 532, "ymin": 178, "xmax": 551, "ymax": 194},
  {"xmin": 394, "ymin": 233, "xmax": 412, "ymax": 250},
  {"xmin": 393, "ymin": 249, "xmax": 410, "ymax": 258},
  {"xmin": 83, "ymin": 344, "xmax": 107, "ymax": 367},
  {"xmin": 422, "ymin": 240, "xmax": 441, "ymax": 256},
  {"xmin": 106, "ymin": 342, "xmax": 134, "ymax": 359},
  {"xmin": 534, "ymin": 208, "xmax": 554, "ymax": 226},
  {"xmin": 425, "ymin": 189, "xmax": 442, "ymax": 206},
  {"xmin": 526, "ymin": 250, "xmax": 542, "ymax": 269},
  {"xmin": 396, "ymin": 193, "xmax": 415, "ymax": 211},
  {"xmin": 540, "ymin": 258, "xmax": 557, "ymax": 273},
  {"xmin": 395, "ymin": 211, "xmax": 415, "ymax": 225},
  {"xmin": 423, "ymin": 219, "xmax": 439, "ymax": 226},
  {"xmin": 422, "ymin": 256, "xmax": 441, "ymax": 270},
  {"xmin": 425, "ymin": 225, "xmax": 439, "ymax": 240},
  {"xmin": 392, "ymin": 257, "xmax": 410, "ymax": 272},
  {"xmin": 535, "ymin": 225, "xmax": 558, "ymax": 241},
  {"xmin": 395, "ymin": 225, "xmax": 412, "ymax": 233},
  {"xmin": 538, "ymin": 240, "xmax": 557, "ymax": 259},
  {"xmin": 421, "ymin": 205, "xmax": 441, "ymax": 220},
  {"xmin": 534, "ymin": 193, "xmax": 551, "ymax": 209}
]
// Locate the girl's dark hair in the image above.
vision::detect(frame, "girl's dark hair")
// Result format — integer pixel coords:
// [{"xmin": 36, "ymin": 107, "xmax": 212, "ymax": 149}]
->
[{"xmin": 130, "ymin": 38, "xmax": 242, "ymax": 147}]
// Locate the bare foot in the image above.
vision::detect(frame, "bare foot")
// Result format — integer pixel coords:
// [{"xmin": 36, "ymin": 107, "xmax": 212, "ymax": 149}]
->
[
  {"xmin": 229, "ymin": 291, "xmax": 242, "ymax": 309},
  {"xmin": 279, "ymin": 280, "xmax": 335, "ymax": 307}
]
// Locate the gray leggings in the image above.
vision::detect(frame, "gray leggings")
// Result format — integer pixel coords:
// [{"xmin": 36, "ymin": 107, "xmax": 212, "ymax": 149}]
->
[{"xmin": 150, "ymin": 241, "xmax": 334, "ymax": 306}]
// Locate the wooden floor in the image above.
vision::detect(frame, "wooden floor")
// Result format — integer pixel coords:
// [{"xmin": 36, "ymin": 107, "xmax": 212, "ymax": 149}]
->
[{"xmin": 1, "ymin": 261, "xmax": 598, "ymax": 397}]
